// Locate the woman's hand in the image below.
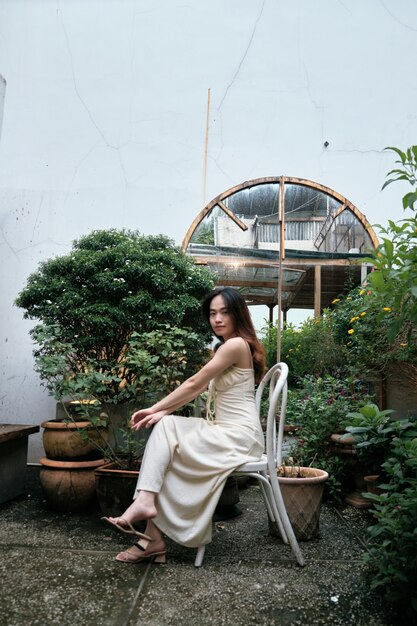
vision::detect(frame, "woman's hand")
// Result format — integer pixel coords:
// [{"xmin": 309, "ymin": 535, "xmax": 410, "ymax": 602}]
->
[{"xmin": 130, "ymin": 408, "xmax": 168, "ymax": 430}]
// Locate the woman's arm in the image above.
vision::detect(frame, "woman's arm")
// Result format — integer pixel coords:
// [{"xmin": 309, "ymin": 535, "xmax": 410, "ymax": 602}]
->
[{"xmin": 131, "ymin": 337, "xmax": 248, "ymax": 429}]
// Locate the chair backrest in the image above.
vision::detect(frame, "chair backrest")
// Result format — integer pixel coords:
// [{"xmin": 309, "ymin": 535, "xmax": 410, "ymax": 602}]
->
[{"xmin": 255, "ymin": 363, "xmax": 289, "ymax": 470}]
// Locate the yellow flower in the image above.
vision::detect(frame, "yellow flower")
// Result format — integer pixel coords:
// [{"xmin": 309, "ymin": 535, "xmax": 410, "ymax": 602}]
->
[
  {"xmin": 347, "ymin": 297, "xmax": 352, "ymax": 301},
  {"xmin": 348, "ymin": 329, "xmax": 354, "ymax": 335},
  {"xmin": 350, "ymin": 316, "xmax": 359, "ymax": 323},
  {"xmin": 383, "ymin": 307, "xmax": 391, "ymax": 312},
  {"xmin": 359, "ymin": 289, "xmax": 365, "ymax": 295},
  {"xmin": 360, "ymin": 311, "xmax": 367, "ymax": 317},
  {"xmin": 332, "ymin": 298, "xmax": 340, "ymax": 304}
]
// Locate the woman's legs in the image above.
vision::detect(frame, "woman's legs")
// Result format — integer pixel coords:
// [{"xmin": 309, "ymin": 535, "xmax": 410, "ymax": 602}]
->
[
  {"xmin": 109, "ymin": 490, "xmax": 158, "ymax": 526},
  {"xmin": 108, "ymin": 418, "xmax": 177, "ymax": 560},
  {"xmin": 115, "ymin": 519, "xmax": 166, "ymax": 562},
  {"xmin": 109, "ymin": 417, "xmax": 174, "ymax": 527}
]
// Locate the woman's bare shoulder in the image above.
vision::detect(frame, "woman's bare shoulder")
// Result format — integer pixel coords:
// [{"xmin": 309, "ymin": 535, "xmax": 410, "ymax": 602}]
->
[
  {"xmin": 226, "ymin": 336, "xmax": 248, "ymax": 347},
  {"xmin": 221, "ymin": 336, "xmax": 249, "ymax": 355}
]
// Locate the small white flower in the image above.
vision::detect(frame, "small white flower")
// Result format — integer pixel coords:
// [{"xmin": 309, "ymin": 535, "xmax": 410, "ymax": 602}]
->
[{"xmin": 330, "ymin": 595, "xmax": 339, "ymax": 603}]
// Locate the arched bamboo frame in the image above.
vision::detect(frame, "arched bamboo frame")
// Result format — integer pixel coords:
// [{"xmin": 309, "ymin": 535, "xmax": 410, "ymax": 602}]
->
[{"xmin": 181, "ymin": 176, "xmax": 379, "ymax": 252}]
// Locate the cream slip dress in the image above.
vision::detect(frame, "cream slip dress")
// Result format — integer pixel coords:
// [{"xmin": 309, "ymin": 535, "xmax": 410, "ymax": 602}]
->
[{"xmin": 135, "ymin": 347, "xmax": 264, "ymax": 548}]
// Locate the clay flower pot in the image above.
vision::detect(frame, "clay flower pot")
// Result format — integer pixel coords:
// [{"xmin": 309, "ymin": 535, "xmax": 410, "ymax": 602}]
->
[
  {"xmin": 41, "ymin": 419, "xmax": 108, "ymax": 461},
  {"xmin": 330, "ymin": 432, "xmax": 370, "ymax": 508},
  {"xmin": 363, "ymin": 474, "xmax": 384, "ymax": 496},
  {"xmin": 40, "ymin": 457, "xmax": 106, "ymax": 512}
]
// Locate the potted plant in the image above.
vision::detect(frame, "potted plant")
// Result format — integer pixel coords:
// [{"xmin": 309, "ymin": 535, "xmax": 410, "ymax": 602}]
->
[
  {"xmin": 269, "ymin": 460, "xmax": 329, "ymax": 541},
  {"xmin": 35, "ymin": 323, "xmax": 210, "ymax": 512},
  {"xmin": 15, "ymin": 229, "xmax": 214, "ymax": 510},
  {"xmin": 341, "ymin": 403, "xmax": 417, "ymax": 496}
]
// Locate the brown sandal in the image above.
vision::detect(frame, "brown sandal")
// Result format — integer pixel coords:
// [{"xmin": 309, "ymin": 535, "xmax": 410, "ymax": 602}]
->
[
  {"xmin": 115, "ymin": 538, "xmax": 167, "ymax": 564},
  {"xmin": 101, "ymin": 516, "xmax": 152, "ymax": 541}
]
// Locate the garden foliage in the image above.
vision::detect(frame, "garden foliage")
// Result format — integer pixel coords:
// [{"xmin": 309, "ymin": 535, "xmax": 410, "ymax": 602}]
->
[
  {"xmin": 16, "ymin": 229, "xmax": 215, "ymax": 365},
  {"xmin": 260, "ymin": 147, "xmax": 417, "ymax": 615}
]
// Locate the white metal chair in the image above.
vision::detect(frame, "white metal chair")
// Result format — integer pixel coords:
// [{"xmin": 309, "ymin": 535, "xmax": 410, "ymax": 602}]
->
[{"xmin": 194, "ymin": 363, "xmax": 305, "ymax": 567}]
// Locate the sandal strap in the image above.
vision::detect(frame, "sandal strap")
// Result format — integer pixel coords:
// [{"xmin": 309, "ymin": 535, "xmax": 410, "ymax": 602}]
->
[
  {"xmin": 135, "ymin": 538, "xmax": 150, "ymax": 551},
  {"xmin": 123, "ymin": 519, "xmax": 152, "ymax": 541}
]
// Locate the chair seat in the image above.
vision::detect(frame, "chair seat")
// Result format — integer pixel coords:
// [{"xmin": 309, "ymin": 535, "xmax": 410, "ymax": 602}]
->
[{"xmin": 235, "ymin": 454, "xmax": 267, "ymax": 473}]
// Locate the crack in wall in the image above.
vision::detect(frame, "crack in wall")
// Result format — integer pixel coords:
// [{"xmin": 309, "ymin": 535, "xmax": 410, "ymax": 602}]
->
[
  {"xmin": 328, "ymin": 149, "xmax": 385, "ymax": 154},
  {"xmin": 59, "ymin": 9, "xmax": 116, "ymax": 148},
  {"xmin": 58, "ymin": 2, "xmax": 131, "ymax": 190},
  {"xmin": 30, "ymin": 196, "xmax": 43, "ymax": 244},
  {"xmin": 379, "ymin": 0, "xmax": 417, "ymax": 33},
  {"xmin": 301, "ymin": 58, "xmax": 326, "ymax": 142},
  {"xmin": 336, "ymin": 0, "xmax": 353, "ymax": 14},
  {"xmin": 217, "ymin": 0, "xmax": 266, "ymax": 111}
]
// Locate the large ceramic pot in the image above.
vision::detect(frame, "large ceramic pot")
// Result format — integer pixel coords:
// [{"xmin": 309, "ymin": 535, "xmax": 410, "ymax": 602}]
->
[
  {"xmin": 40, "ymin": 457, "xmax": 106, "ymax": 512},
  {"xmin": 269, "ymin": 466, "xmax": 329, "ymax": 541},
  {"xmin": 41, "ymin": 419, "xmax": 108, "ymax": 461},
  {"xmin": 95, "ymin": 461, "xmax": 141, "ymax": 517}
]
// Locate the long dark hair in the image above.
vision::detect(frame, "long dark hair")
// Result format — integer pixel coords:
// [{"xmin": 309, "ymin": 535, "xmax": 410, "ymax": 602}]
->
[{"xmin": 201, "ymin": 287, "xmax": 266, "ymax": 383}]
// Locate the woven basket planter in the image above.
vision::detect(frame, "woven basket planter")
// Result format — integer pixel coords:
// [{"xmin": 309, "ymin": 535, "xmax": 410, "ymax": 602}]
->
[{"xmin": 269, "ymin": 466, "xmax": 329, "ymax": 541}]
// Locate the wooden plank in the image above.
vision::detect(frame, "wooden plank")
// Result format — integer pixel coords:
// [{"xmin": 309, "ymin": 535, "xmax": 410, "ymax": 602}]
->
[
  {"xmin": 216, "ymin": 201, "xmax": 248, "ymax": 231},
  {"xmin": 314, "ymin": 265, "xmax": 322, "ymax": 317},
  {"xmin": 0, "ymin": 424, "xmax": 40, "ymax": 444},
  {"xmin": 219, "ymin": 279, "xmax": 300, "ymax": 292}
]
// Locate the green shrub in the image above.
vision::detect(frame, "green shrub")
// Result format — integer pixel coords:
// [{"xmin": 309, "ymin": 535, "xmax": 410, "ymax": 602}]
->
[
  {"xmin": 330, "ymin": 286, "xmax": 417, "ymax": 381},
  {"xmin": 285, "ymin": 375, "xmax": 373, "ymax": 499},
  {"xmin": 16, "ymin": 229, "xmax": 215, "ymax": 366},
  {"xmin": 364, "ymin": 427, "xmax": 417, "ymax": 617},
  {"xmin": 261, "ymin": 315, "xmax": 347, "ymax": 385}
]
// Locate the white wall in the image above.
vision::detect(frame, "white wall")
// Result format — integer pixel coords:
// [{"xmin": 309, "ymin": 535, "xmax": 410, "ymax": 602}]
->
[{"xmin": 1, "ymin": 0, "xmax": 417, "ymax": 460}]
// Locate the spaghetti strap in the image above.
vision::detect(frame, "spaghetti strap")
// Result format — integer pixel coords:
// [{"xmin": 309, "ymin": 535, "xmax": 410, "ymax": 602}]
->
[{"xmin": 245, "ymin": 340, "xmax": 253, "ymax": 364}]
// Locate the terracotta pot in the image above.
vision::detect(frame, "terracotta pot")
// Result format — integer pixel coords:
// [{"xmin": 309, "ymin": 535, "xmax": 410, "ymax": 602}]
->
[
  {"xmin": 40, "ymin": 457, "xmax": 106, "ymax": 512},
  {"xmin": 330, "ymin": 432, "xmax": 373, "ymax": 508},
  {"xmin": 95, "ymin": 461, "xmax": 141, "ymax": 517},
  {"xmin": 41, "ymin": 419, "xmax": 108, "ymax": 461},
  {"xmin": 364, "ymin": 474, "xmax": 384, "ymax": 496},
  {"xmin": 330, "ymin": 432, "xmax": 356, "ymax": 452},
  {"xmin": 269, "ymin": 466, "xmax": 329, "ymax": 541}
]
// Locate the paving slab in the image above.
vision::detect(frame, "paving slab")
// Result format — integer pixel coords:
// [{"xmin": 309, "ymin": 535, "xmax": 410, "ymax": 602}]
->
[
  {"xmin": 0, "ymin": 545, "xmax": 147, "ymax": 626},
  {"xmin": 132, "ymin": 560, "xmax": 387, "ymax": 626},
  {"xmin": 0, "ymin": 467, "xmax": 397, "ymax": 626}
]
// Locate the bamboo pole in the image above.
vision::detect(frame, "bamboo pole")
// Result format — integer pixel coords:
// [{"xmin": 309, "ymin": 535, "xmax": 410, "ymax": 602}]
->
[
  {"xmin": 277, "ymin": 177, "xmax": 285, "ymax": 363},
  {"xmin": 202, "ymin": 88, "xmax": 211, "ymax": 205}
]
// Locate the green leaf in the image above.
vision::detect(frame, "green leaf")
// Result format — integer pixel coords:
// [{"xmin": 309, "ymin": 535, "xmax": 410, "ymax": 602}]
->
[
  {"xmin": 402, "ymin": 192, "xmax": 417, "ymax": 210},
  {"xmin": 384, "ymin": 146, "xmax": 407, "ymax": 163},
  {"xmin": 368, "ymin": 271, "xmax": 385, "ymax": 289}
]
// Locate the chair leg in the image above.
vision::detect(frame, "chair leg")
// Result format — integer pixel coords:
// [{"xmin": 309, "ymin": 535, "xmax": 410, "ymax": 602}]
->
[
  {"xmin": 269, "ymin": 473, "xmax": 305, "ymax": 567},
  {"xmin": 233, "ymin": 471, "xmax": 289, "ymax": 544},
  {"xmin": 194, "ymin": 545, "xmax": 205, "ymax": 567},
  {"xmin": 258, "ymin": 480, "xmax": 275, "ymax": 521},
  {"xmin": 257, "ymin": 474, "xmax": 288, "ymax": 544}
]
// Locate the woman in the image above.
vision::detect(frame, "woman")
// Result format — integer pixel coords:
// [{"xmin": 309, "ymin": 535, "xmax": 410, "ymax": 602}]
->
[{"xmin": 103, "ymin": 287, "xmax": 266, "ymax": 563}]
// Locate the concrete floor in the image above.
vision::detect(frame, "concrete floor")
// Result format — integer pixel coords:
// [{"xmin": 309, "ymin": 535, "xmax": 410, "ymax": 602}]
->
[{"xmin": 0, "ymin": 467, "xmax": 397, "ymax": 626}]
